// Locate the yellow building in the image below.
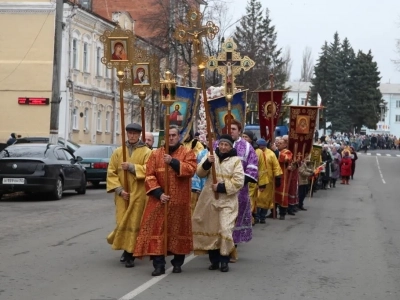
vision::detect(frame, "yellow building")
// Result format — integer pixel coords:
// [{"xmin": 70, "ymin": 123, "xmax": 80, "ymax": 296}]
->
[
  {"xmin": 0, "ymin": 0, "xmax": 55, "ymax": 142},
  {"xmin": 0, "ymin": 1, "xmax": 163, "ymax": 145}
]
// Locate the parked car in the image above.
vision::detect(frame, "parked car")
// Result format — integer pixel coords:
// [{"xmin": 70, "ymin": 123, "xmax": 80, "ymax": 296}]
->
[
  {"xmin": 13, "ymin": 137, "xmax": 80, "ymax": 153},
  {"xmin": 0, "ymin": 143, "xmax": 86, "ymax": 200},
  {"xmin": 73, "ymin": 144, "xmax": 117, "ymax": 186}
]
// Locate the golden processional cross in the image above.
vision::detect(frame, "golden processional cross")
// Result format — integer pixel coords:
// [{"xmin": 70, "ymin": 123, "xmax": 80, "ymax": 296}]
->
[
  {"xmin": 207, "ymin": 38, "xmax": 255, "ymax": 133},
  {"xmin": 173, "ymin": 7, "xmax": 219, "ymax": 199}
]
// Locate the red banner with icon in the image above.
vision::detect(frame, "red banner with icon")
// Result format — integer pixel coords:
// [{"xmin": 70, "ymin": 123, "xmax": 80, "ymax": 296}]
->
[
  {"xmin": 288, "ymin": 106, "xmax": 319, "ymax": 162},
  {"xmin": 255, "ymin": 90, "xmax": 287, "ymax": 141}
]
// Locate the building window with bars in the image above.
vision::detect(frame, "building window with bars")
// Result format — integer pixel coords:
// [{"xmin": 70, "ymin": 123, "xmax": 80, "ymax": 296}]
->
[
  {"xmin": 395, "ymin": 115, "xmax": 400, "ymax": 122},
  {"xmin": 72, "ymin": 39, "xmax": 78, "ymax": 69},
  {"xmin": 96, "ymin": 47, "xmax": 101, "ymax": 76},
  {"xmin": 83, "ymin": 43, "xmax": 88, "ymax": 72},
  {"xmin": 97, "ymin": 111, "xmax": 102, "ymax": 131},
  {"xmin": 105, "ymin": 111, "xmax": 110, "ymax": 132},
  {"xmin": 72, "ymin": 108, "xmax": 78, "ymax": 129}
]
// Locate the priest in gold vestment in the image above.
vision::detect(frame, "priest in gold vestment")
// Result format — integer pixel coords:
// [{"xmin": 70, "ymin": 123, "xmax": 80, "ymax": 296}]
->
[
  {"xmin": 106, "ymin": 123, "xmax": 152, "ymax": 268},
  {"xmin": 134, "ymin": 125, "xmax": 197, "ymax": 276},
  {"xmin": 254, "ymin": 139, "xmax": 282, "ymax": 222},
  {"xmin": 192, "ymin": 135, "xmax": 244, "ymax": 273}
]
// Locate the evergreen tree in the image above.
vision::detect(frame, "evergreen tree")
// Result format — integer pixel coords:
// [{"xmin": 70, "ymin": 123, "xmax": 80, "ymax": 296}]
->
[
  {"xmin": 350, "ymin": 50, "xmax": 382, "ymax": 132},
  {"xmin": 233, "ymin": 0, "xmax": 287, "ymax": 93}
]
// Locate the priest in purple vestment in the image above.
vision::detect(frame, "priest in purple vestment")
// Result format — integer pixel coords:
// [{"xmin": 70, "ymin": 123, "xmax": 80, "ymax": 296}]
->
[{"xmin": 215, "ymin": 120, "xmax": 258, "ymax": 252}]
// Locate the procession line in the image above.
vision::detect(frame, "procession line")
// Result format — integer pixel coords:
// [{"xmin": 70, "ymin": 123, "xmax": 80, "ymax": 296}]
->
[
  {"xmin": 118, "ymin": 254, "xmax": 196, "ymax": 300},
  {"xmin": 375, "ymin": 156, "xmax": 386, "ymax": 184}
]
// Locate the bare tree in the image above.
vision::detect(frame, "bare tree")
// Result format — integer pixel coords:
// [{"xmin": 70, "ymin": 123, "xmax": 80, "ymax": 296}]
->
[
  {"xmin": 282, "ymin": 46, "xmax": 293, "ymax": 81},
  {"xmin": 300, "ymin": 46, "xmax": 314, "ymax": 81}
]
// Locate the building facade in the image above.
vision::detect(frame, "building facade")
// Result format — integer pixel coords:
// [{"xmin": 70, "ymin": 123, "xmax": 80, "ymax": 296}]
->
[{"xmin": 0, "ymin": 0, "xmax": 55, "ymax": 142}]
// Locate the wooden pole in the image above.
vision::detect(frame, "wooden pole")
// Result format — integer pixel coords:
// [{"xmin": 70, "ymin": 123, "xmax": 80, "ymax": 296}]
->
[
  {"xmin": 199, "ymin": 67, "xmax": 219, "ymax": 199},
  {"xmin": 269, "ymin": 74, "xmax": 276, "ymax": 219},
  {"xmin": 117, "ymin": 69, "xmax": 129, "ymax": 209},
  {"xmin": 163, "ymin": 103, "xmax": 171, "ymax": 257},
  {"xmin": 139, "ymin": 88, "xmax": 146, "ymax": 142}
]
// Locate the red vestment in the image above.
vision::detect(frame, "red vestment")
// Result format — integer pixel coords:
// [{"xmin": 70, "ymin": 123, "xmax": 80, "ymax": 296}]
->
[
  {"xmin": 274, "ymin": 149, "xmax": 293, "ymax": 208},
  {"xmin": 134, "ymin": 145, "xmax": 197, "ymax": 256},
  {"xmin": 340, "ymin": 157, "xmax": 352, "ymax": 177}
]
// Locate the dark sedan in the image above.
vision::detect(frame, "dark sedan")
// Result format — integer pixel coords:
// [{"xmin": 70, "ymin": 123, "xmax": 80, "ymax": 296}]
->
[
  {"xmin": 0, "ymin": 144, "xmax": 86, "ymax": 200},
  {"xmin": 73, "ymin": 145, "xmax": 117, "ymax": 186}
]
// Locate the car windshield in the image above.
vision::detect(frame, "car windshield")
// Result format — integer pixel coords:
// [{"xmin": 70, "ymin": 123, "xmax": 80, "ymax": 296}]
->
[
  {"xmin": 74, "ymin": 147, "xmax": 109, "ymax": 158},
  {"xmin": 0, "ymin": 146, "xmax": 47, "ymax": 158}
]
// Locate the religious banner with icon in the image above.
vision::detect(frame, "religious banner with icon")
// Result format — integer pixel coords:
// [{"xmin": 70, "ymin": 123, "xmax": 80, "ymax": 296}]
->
[
  {"xmin": 310, "ymin": 144, "xmax": 322, "ymax": 164},
  {"xmin": 168, "ymin": 86, "xmax": 201, "ymax": 142},
  {"xmin": 255, "ymin": 90, "xmax": 288, "ymax": 141},
  {"xmin": 207, "ymin": 90, "xmax": 248, "ymax": 138},
  {"xmin": 288, "ymin": 106, "xmax": 319, "ymax": 163}
]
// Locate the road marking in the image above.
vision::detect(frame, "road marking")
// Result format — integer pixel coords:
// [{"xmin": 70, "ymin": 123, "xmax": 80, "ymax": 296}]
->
[
  {"xmin": 118, "ymin": 254, "xmax": 196, "ymax": 300},
  {"xmin": 375, "ymin": 156, "xmax": 386, "ymax": 184},
  {"xmin": 376, "ymin": 153, "xmax": 381, "ymax": 156},
  {"xmin": 367, "ymin": 153, "xmax": 371, "ymax": 156},
  {"xmin": 386, "ymin": 154, "xmax": 392, "ymax": 157},
  {"xmin": 397, "ymin": 155, "xmax": 400, "ymax": 157}
]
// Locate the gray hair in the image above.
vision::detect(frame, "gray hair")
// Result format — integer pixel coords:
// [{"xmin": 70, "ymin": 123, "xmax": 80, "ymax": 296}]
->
[{"xmin": 169, "ymin": 125, "xmax": 180, "ymax": 135}]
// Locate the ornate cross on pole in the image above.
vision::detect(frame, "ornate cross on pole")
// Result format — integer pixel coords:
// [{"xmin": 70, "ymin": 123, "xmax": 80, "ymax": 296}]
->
[
  {"xmin": 207, "ymin": 38, "xmax": 255, "ymax": 134},
  {"xmin": 173, "ymin": 7, "xmax": 219, "ymax": 198}
]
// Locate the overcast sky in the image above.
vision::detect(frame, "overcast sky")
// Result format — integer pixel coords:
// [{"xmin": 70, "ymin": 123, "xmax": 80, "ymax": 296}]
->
[{"xmin": 222, "ymin": 0, "xmax": 400, "ymax": 83}]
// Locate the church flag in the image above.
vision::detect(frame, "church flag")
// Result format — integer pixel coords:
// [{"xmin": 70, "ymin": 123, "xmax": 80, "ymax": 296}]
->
[
  {"xmin": 169, "ymin": 86, "xmax": 200, "ymax": 142},
  {"xmin": 255, "ymin": 90, "xmax": 288, "ymax": 141},
  {"xmin": 207, "ymin": 90, "xmax": 248, "ymax": 139},
  {"xmin": 288, "ymin": 106, "xmax": 319, "ymax": 162}
]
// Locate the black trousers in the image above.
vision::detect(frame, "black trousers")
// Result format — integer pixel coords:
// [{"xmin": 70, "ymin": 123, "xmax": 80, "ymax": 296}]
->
[
  {"xmin": 209, "ymin": 249, "xmax": 230, "ymax": 264},
  {"xmin": 298, "ymin": 185, "xmax": 309, "ymax": 208},
  {"xmin": 275, "ymin": 204, "xmax": 287, "ymax": 216},
  {"xmin": 151, "ymin": 254, "xmax": 185, "ymax": 269}
]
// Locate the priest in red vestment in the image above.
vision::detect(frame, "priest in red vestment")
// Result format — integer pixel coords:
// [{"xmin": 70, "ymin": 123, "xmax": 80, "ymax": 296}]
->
[{"xmin": 134, "ymin": 125, "xmax": 197, "ymax": 276}]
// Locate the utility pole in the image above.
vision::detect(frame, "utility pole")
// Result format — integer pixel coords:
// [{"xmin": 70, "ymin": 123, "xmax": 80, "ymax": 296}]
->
[{"xmin": 49, "ymin": 0, "xmax": 64, "ymax": 145}]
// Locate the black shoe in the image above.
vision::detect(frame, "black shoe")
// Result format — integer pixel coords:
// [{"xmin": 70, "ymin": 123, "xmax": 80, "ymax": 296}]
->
[
  {"xmin": 279, "ymin": 215, "xmax": 285, "ymax": 220},
  {"xmin": 220, "ymin": 262, "xmax": 229, "ymax": 272},
  {"xmin": 120, "ymin": 251, "xmax": 128, "ymax": 263},
  {"xmin": 288, "ymin": 211, "xmax": 296, "ymax": 216},
  {"xmin": 125, "ymin": 259, "xmax": 135, "ymax": 268},
  {"xmin": 208, "ymin": 263, "xmax": 219, "ymax": 270},
  {"xmin": 152, "ymin": 267, "xmax": 165, "ymax": 276},
  {"xmin": 260, "ymin": 219, "xmax": 266, "ymax": 224},
  {"xmin": 266, "ymin": 213, "xmax": 273, "ymax": 218},
  {"xmin": 299, "ymin": 207, "xmax": 307, "ymax": 211},
  {"xmin": 172, "ymin": 266, "xmax": 182, "ymax": 273}
]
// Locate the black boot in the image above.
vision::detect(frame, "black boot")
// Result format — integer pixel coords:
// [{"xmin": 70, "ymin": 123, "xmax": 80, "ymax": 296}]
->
[
  {"xmin": 125, "ymin": 254, "xmax": 135, "ymax": 268},
  {"xmin": 152, "ymin": 267, "xmax": 165, "ymax": 276},
  {"xmin": 220, "ymin": 262, "xmax": 229, "ymax": 272},
  {"xmin": 120, "ymin": 251, "xmax": 128, "ymax": 263},
  {"xmin": 279, "ymin": 215, "xmax": 285, "ymax": 220},
  {"xmin": 208, "ymin": 263, "xmax": 219, "ymax": 270}
]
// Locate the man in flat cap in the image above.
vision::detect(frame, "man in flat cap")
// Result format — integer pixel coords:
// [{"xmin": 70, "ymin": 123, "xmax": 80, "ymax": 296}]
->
[{"xmin": 106, "ymin": 123, "xmax": 152, "ymax": 268}]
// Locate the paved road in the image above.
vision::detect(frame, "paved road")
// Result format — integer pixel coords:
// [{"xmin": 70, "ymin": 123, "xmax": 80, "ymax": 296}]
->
[
  {"xmin": 357, "ymin": 149, "xmax": 400, "ymax": 157},
  {"xmin": 1, "ymin": 155, "xmax": 400, "ymax": 300}
]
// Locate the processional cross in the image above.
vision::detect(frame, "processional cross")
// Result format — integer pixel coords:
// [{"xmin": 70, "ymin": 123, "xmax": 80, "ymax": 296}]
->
[
  {"xmin": 173, "ymin": 8, "xmax": 219, "ymax": 198},
  {"xmin": 207, "ymin": 38, "xmax": 255, "ymax": 133}
]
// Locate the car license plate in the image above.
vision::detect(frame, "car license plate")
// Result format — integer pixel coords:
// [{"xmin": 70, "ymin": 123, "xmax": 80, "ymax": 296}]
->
[
  {"xmin": 81, "ymin": 163, "xmax": 91, "ymax": 168},
  {"xmin": 2, "ymin": 178, "xmax": 25, "ymax": 184}
]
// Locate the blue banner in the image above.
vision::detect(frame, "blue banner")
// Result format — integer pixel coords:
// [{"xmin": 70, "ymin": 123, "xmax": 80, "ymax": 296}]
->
[
  {"xmin": 167, "ymin": 86, "xmax": 200, "ymax": 142},
  {"xmin": 207, "ymin": 90, "xmax": 248, "ymax": 138}
]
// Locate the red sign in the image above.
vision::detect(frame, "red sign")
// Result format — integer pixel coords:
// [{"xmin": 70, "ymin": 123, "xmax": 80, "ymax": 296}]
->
[{"xmin": 18, "ymin": 97, "xmax": 50, "ymax": 105}]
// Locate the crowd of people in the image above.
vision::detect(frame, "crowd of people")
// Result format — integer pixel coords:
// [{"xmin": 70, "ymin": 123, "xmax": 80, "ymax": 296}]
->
[{"xmin": 106, "ymin": 122, "xmax": 359, "ymax": 277}]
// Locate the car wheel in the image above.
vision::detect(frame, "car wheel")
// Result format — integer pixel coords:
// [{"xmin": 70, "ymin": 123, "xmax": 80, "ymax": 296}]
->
[
  {"xmin": 76, "ymin": 174, "xmax": 87, "ymax": 195},
  {"xmin": 91, "ymin": 180, "xmax": 100, "ymax": 187},
  {"xmin": 50, "ymin": 176, "xmax": 63, "ymax": 200}
]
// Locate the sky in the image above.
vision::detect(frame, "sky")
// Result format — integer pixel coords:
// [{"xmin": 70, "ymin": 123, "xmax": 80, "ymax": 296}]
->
[{"xmin": 221, "ymin": 0, "xmax": 400, "ymax": 83}]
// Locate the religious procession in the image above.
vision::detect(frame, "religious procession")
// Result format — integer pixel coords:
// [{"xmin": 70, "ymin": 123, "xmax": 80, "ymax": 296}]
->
[{"xmin": 99, "ymin": 6, "xmax": 360, "ymax": 278}]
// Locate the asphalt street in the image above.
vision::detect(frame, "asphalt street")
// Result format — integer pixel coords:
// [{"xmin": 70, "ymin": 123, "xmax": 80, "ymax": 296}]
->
[{"xmin": 1, "ymin": 154, "xmax": 400, "ymax": 300}]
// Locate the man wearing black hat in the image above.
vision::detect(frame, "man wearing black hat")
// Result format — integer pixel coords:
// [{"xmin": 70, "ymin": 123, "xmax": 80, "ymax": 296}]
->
[{"xmin": 106, "ymin": 123, "xmax": 152, "ymax": 268}]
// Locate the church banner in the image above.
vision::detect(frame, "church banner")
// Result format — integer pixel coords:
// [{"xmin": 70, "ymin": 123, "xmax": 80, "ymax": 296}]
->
[
  {"xmin": 207, "ymin": 90, "xmax": 248, "ymax": 139},
  {"xmin": 288, "ymin": 106, "xmax": 319, "ymax": 162},
  {"xmin": 169, "ymin": 86, "xmax": 200, "ymax": 142},
  {"xmin": 255, "ymin": 90, "xmax": 288, "ymax": 141}
]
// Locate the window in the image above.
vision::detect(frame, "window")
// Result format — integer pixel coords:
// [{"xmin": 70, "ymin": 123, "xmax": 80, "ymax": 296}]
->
[
  {"xmin": 83, "ymin": 42, "xmax": 88, "ymax": 72},
  {"xmin": 96, "ymin": 47, "xmax": 101, "ymax": 76},
  {"xmin": 396, "ymin": 115, "xmax": 400, "ymax": 122},
  {"xmin": 301, "ymin": 98, "xmax": 306, "ymax": 105},
  {"xmin": 72, "ymin": 107, "xmax": 78, "ymax": 129},
  {"xmin": 56, "ymin": 149, "xmax": 67, "ymax": 160},
  {"xmin": 84, "ymin": 108, "xmax": 89, "ymax": 130},
  {"xmin": 63, "ymin": 149, "xmax": 74, "ymax": 160},
  {"xmin": 97, "ymin": 111, "xmax": 102, "ymax": 131},
  {"xmin": 105, "ymin": 111, "xmax": 110, "ymax": 132},
  {"xmin": 396, "ymin": 100, "xmax": 400, "ymax": 108},
  {"xmin": 116, "ymin": 113, "xmax": 120, "ymax": 132},
  {"xmin": 79, "ymin": 0, "xmax": 92, "ymax": 10},
  {"xmin": 72, "ymin": 39, "xmax": 78, "ymax": 69}
]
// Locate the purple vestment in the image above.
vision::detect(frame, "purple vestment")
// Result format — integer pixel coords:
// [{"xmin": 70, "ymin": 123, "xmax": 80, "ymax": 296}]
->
[{"xmin": 216, "ymin": 137, "xmax": 258, "ymax": 244}]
